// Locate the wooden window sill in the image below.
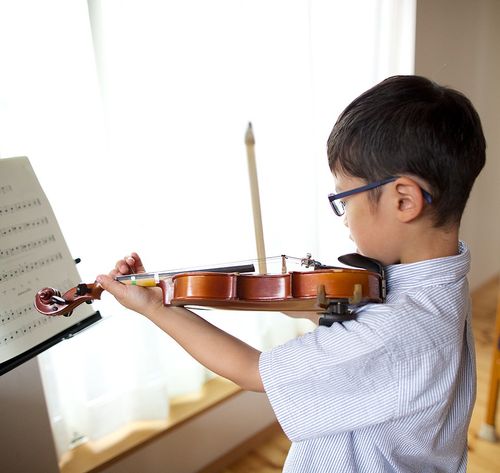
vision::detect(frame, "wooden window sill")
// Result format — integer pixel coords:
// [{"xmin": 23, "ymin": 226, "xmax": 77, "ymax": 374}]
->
[{"xmin": 59, "ymin": 377, "xmax": 241, "ymax": 473}]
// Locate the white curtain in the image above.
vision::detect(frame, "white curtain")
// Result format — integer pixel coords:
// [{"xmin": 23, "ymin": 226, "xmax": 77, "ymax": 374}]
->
[{"xmin": 0, "ymin": 0, "xmax": 415, "ymax": 460}]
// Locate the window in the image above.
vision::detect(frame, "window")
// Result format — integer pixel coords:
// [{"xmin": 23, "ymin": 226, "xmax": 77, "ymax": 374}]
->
[{"xmin": 0, "ymin": 0, "xmax": 415, "ymax": 459}]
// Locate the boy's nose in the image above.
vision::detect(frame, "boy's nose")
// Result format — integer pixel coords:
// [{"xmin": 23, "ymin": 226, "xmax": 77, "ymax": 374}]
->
[{"xmin": 343, "ymin": 216, "xmax": 349, "ymax": 228}]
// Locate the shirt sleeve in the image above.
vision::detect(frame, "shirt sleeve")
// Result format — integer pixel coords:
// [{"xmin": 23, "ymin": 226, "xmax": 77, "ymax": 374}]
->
[{"xmin": 259, "ymin": 320, "xmax": 398, "ymax": 442}]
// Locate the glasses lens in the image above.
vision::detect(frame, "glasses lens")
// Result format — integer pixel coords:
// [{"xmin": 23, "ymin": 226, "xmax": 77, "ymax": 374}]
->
[{"xmin": 329, "ymin": 198, "xmax": 344, "ymax": 216}]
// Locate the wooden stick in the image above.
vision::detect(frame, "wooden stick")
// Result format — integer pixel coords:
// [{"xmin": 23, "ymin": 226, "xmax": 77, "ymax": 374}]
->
[{"xmin": 245, "ymin": 122, "xmax": 267, "ymax": 274}]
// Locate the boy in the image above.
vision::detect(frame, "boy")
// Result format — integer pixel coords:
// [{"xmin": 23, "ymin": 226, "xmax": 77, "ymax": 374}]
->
[{"xmin": 97, "ymin": 75, "xmax": 486, "ymax": 472}]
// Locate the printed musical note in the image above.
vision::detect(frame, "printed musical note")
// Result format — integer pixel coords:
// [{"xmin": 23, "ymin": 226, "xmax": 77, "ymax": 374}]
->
[
  {"xmin": 0, "ymin": 303, "xmax": 34, "ymax": 326},
  {"xmin": 0, "ymin": 184, "xmax": 13, "ymax": 195},
  {"xmin": 0, "ymin": 216, "xmax": 49, "ymax": 239},
  {"xmin": 0, "ymin": 252, "xmax": 63, "ymax": 284},
  {"xmin": 0, "ymin": 197, "xmax": 42, "ymax": 217},
  {"xmin": 1, "ymin": 315, "xmax": 55, "ymax": 348},
  {"xmin": 0, "ymin": 234, "xmax": 56, "ymax": 259}
]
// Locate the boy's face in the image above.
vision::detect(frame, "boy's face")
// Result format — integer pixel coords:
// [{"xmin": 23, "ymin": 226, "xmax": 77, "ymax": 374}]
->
[{"xmin": 333, "ymin": 173, "xmax": 402, "ymax": 266}]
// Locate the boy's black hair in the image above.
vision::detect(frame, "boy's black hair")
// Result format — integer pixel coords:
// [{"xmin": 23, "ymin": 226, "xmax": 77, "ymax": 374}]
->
[{"xmin": 327, "ymin": 75, "xmax": 486, "ymax": 227}]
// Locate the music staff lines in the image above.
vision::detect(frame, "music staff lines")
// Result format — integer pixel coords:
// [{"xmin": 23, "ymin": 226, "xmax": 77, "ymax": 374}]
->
[
  {"xmin": 0, "ymin": 197, "xmax": 42, "ymax": 217},
  {"xmin": 1, "ymin": 316, "xmax": 54, "ymax": 348},
  {"xmin": 0, "ymin": 252, "xmax": 63, "ymax": 283},
  {"xmin": 0, "ymin": 234, "xmax": 56, "ymax": 259},
  {"xmin": 0, "ymin": 216, "xmax": 49, "ymax": 239},
  {"xmin": 0, "ymin": 303, "xmax": 34, "ymax": 327}
]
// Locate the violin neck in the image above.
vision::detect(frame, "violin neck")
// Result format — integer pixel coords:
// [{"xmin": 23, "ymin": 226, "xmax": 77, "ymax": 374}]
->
[{"xmin": 115, "ymin": 263, "xmax": 256, "ymax": 286}]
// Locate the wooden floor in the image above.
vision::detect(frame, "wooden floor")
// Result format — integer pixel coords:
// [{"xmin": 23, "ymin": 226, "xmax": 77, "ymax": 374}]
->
[{"xmin": 217, "ymin": 276, "xmax": 500, "ymax": 473}]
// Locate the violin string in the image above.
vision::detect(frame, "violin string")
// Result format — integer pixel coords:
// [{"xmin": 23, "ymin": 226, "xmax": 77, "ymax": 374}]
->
[{"xmin": 115, "ymin": 254, "xmax": 312, "ymax": 281}]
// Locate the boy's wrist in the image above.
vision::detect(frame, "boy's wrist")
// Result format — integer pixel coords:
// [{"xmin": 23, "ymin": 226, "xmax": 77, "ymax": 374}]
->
[
  {"xmin": 144, "ymin": 304, "xmax": 190, "ymax": 325},
  {"xmin": 140, "ymin": 301, "xmax": 167, "ymax": 320}
]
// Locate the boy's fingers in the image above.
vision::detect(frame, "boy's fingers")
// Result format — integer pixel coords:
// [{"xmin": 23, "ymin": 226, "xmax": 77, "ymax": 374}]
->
[
  {"xmin": 114, "ymin": 260, "xmax": 128, "ymax": 274},
  {"xmin": 96, "ymin": 274, "xmax": 126, "ymax": 298},
  {"xmin": 129, "ymin": 252, "xmax": 146, "ymax": 273},
  {"xmin": 114, "ymin": 253, "xmax": 146, "ymax": 275}
]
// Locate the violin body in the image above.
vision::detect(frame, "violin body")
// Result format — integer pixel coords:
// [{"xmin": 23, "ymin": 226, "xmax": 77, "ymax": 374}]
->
[{"xmin": 161, "ymin": 268, "xmax": 382, "ymax": 311}]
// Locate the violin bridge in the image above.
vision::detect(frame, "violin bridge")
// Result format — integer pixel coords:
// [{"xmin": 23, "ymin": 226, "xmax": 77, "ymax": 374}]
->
[{"xmin": 281, "ymin": 255, "xmax": 287, "ymax": 274}]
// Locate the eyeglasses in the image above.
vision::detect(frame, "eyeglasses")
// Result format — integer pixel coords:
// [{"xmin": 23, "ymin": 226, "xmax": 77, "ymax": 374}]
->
[{"xmin": 328, "ymin": 176, "xmax": 433, "ymax": 217}]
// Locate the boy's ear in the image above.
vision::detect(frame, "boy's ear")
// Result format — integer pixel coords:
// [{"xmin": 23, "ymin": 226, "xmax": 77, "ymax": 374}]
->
[{"xmin": 393, "ymin": 177, "xmax": 426, "ymax": 223}]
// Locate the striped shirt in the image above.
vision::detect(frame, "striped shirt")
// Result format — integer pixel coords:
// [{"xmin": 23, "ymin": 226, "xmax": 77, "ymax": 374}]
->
[{"xmin": 259, "ymin": 241, "xmax": 475, "ymax": 472}]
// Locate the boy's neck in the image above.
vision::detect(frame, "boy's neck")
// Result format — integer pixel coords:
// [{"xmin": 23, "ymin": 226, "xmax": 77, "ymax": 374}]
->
[{"xmin": 398, "ymin": 226, "xmax": 459, "ymax": 264}]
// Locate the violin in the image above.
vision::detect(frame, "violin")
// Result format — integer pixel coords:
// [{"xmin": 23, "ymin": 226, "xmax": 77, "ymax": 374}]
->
[{"xmin": 34, "ymin": 254, "xmax": 386, "ymax": 326}]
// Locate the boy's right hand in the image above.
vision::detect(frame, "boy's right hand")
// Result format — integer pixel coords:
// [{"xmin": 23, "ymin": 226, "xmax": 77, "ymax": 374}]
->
[{"xmin": 96, "ymin": 252, "xmax": 165, "ymax": 317}]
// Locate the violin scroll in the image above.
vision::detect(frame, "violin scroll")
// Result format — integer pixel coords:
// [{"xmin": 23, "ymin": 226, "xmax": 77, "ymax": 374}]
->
[{"xmin": 35, "ymin": 283, "xmax": 104, "ymax": 317}]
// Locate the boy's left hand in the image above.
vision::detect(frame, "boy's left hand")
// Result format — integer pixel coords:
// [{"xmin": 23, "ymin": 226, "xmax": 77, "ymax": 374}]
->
[{"xmin": 96, "ymin": 252, "xmax": 164, "ymax": 317}]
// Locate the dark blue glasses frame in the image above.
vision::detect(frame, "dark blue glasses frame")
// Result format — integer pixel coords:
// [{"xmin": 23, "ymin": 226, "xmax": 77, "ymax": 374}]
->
[{"xmin": 328, "ymin": 176, "xmax": 433, "ymax": 216}]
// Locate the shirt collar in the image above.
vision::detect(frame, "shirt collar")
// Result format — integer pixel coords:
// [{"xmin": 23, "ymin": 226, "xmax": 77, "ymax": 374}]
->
[{"xmin": 384, "ymin": 241, "xmax": 470, "ymax": 293}]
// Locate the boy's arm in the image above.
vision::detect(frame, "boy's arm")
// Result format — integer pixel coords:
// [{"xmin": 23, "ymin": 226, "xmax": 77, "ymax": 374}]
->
[
  {"xmin": 148, "ymin": 304, "xmax": 264, "ymax": 392},
  {"xmin": 96, "ymin": 273, "xmax": 264, "ymax": 392}
]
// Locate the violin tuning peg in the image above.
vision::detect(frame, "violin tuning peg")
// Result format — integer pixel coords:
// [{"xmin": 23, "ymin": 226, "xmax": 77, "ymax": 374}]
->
[
  {"xmin": 75, "ymin": 283, "xmax": 90, "ymax": 296},
  {"xmin": 50, "ymin": 295, "xmax": 67, "ymax": 304}
]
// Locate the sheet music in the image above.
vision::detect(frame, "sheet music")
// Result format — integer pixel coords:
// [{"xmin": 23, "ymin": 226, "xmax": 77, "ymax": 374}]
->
[{"xmin": 0, "ymin": 157, "xmax": 96, "ymax": 365}]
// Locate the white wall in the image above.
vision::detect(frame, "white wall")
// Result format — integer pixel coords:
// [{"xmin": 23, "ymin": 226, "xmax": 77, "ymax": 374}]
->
[{"xmin": 415, "ymin": 0, "xmax": 500, "ymax": 289}]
